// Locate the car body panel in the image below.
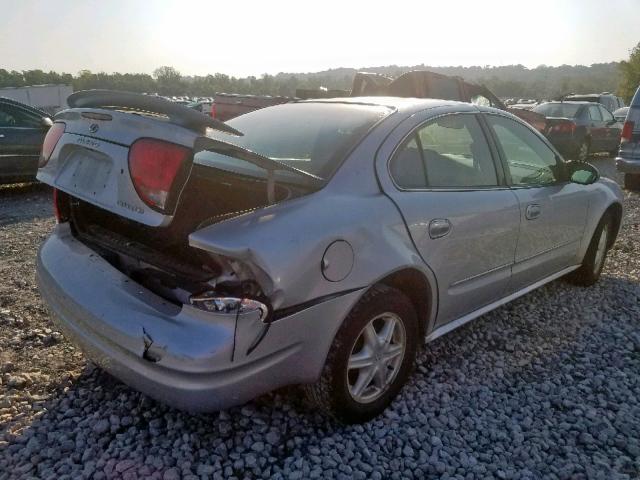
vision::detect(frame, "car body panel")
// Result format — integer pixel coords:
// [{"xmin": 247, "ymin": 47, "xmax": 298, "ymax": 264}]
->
[
  {"xmin": 616, "ymin": 87, "xmax": 640, "ymax": 173},
  {"xmin": 0, "ymin": 98, "xmax": 50, "ymax": 182}
]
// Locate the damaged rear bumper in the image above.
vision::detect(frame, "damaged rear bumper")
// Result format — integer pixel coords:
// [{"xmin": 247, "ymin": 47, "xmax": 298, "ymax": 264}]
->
[{"xmin": 36, "ymin": 224, "xmax": 363, "ymax": 411}]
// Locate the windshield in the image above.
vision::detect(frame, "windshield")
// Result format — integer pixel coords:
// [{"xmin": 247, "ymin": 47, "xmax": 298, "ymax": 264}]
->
[
  {"xmin": 195, "ymin": 102, "xmax": 392, "ymax": 181},
  {"xmin": 533, "ymin": 103, "xmax": 582, "ymax": 118}
]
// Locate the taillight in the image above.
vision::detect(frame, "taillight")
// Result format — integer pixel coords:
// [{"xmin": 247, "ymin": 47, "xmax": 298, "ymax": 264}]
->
[
  {"xmin": 621, "ymin": 121, "xmax": 634, "ymax": 143},
  {"xmin": 39, "ymin": 122, "xmax": 66, "ymax": 167},
  {"xmin": 210, "ymin": 103, "xmax": 217, "ymax": 119},
  {"xmin": 128, "ymin": 138, "xmax": 191, "ymax": 212}
]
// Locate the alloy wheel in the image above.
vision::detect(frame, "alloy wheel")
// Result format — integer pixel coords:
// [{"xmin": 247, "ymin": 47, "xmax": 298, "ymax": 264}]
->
[
  {"xmin": 593, "ymin": 226, "xmax": 608, "ymax": 274},
  {"xmin": 347, "ymin": 312, "xmax": 406, "ymax": 404}
]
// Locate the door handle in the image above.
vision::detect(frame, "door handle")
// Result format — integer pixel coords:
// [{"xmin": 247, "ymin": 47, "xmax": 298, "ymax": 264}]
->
[
  {"xmin": 525, "ymin": 204, "xmax": 541, "ymax": 220},
  {"xmin": 429, "ymin": 218, "xmax": 451, "ymax": 239}
]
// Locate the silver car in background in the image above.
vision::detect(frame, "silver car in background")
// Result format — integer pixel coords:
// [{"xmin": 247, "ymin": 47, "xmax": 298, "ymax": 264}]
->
[{"xmin": 36, "ymin": 91, "xmax": 623, "ymax": 423}]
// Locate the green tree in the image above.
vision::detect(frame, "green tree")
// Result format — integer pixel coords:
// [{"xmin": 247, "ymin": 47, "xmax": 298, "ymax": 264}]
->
[
  {"xmin": 619, "ymin": 42, "xmax": 640, "ymax": 103},
  {"xmin": 153, "ymin": 66, "xmax": 183, "ymax": 95}
]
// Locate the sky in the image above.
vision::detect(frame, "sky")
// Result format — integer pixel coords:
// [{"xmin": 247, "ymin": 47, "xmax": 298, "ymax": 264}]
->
[{"xmin": 1, "ymin": 0, "xmax": 639, "ymax": 77}]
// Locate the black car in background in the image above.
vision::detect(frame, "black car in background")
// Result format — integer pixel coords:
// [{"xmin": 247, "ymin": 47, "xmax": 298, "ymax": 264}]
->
[
  {"xmin": 616, "ymin": 86, "xmax": 640, "ymax": 189},
  {"xmin": 0, "ymin": 97, "xmax": 52, "ymax": 184},
  {"xmin": 565, "ymin": 93, "xmax": 625, "ymax": 113},
  {"xmin": 532, "ymin": 101, "xmax": 621, "ymax": 161}
]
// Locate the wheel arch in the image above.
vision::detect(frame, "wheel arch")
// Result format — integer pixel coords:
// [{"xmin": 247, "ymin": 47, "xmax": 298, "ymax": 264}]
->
[{"xmin": 375, "ymin": 267, "xmax": 437, "ymax": 342}]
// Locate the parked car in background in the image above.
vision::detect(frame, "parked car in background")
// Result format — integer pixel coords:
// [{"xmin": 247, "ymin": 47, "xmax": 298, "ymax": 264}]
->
[
  {"xmin": 0, "ymin": 97, "xmax": 52, "ymax": 183},
  {"xmin": 564, "ymin": 93, "xmax": 625, "ymax": 113},
  {"xmin": 0, "ymin": 84, "xmax": 72, "ymax": 115},
  {"xmin": 187, "ymin": 100, "xmax": 213, "ymax": 116},
  {"xmin": 616, "ymin": 86, "xmax": 640, "ymax": 189},
  {"xmin": 36, "ymin": 91, "xmax": 622, "ymax": 422},
  {"xmin": 532, "ymin": 101, "xmax": 621, "ymax": 161},
  {"xmin": 613, "ymin": 107, "xmax": 629, "ymax": 123}
]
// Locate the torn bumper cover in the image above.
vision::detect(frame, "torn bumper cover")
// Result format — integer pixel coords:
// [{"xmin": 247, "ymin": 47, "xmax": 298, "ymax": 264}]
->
[{"xmin": 36, "ymin": 224, "xmax": 363, "ymax": 411}]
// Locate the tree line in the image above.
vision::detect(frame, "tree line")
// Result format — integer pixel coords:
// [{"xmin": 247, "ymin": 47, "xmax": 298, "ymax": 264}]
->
[{"xmin": 1, "ymin": 42, "xmax": 639, "ymax": 102}]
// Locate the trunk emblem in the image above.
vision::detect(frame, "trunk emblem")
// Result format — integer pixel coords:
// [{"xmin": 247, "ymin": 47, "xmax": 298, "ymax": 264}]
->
[{"xmin": 89, "ymin": 123, "xmax": 99, "ymax": 133}]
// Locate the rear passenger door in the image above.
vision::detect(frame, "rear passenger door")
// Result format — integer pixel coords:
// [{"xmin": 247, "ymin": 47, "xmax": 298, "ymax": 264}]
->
[
  {"xmin": 587, "ymin": 104, "xmax": 605, "ymax": 151},
  {"xmin": 382, "ymin": 112, "xmax": 521, "ymax": 326},
  {"xmin": 484, "ymin": 114, "xmax": 589, "ymax": 292}
]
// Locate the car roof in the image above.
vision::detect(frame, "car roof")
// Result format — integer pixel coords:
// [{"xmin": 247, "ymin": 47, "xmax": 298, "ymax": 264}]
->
[
  {"xmin": 301, "ymin": 96, "xmax": 477, "ymax": 114},
  {"xmin": 539, "ymin": 101, "xmax": 591, "ymax": 105}
]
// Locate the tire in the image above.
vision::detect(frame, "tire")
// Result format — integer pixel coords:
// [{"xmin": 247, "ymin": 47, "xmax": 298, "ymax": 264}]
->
[
  {"xmin": 566, "ymin": 212, "xmax": 612, "ymax": 286},
  {"xmin": 624, "ymin": 173, "xmax": 640, "ymax": 191},
  {"xmin": 576, "ymin": 140, "xmax": 590, "ymax": 162},
  {"xmin": 304, "ymin": 284, "xmax": 419, "ymax": 424}
]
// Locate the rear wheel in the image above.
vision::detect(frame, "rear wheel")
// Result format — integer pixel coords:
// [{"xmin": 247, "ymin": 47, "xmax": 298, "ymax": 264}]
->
[
  {"xmin": 304, "ymin": 284, "xmax": 419, "ymax": 424},
  {"xmin": 624, "ymin": 173, "xmax": 640, "ymax": 191},
  {"xmin": 566, "ymin": 213, "xmax": 612, "ymax": 286}
]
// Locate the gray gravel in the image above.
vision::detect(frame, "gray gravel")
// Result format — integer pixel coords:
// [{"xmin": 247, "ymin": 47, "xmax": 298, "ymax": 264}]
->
[{"xmin": 1, "ymin": 159, "xmax": 639, "ymax": 479}]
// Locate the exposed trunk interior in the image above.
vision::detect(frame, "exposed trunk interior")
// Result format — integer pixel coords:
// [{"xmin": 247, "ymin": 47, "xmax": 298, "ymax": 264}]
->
[{"xmin": 64, "ymin": 164, "xmax": 313, "ymax": 304}]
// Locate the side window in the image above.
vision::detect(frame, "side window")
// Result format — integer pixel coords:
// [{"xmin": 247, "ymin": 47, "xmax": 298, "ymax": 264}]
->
[
  {"xmin": 390, "ymin": 114, "xmax": 498, "ymax": 189},
  {"xmin": 599, "ymin": 105, "xmax": 614, "ymax": 122},
  {"xmin": 0, "ymin": 104, "xmax": 41, "ymax": 128},
  {"xmin": 486, "ymin": 115, "xmax": 560, "ymax": 186},
  {"xmin": 588, "ymin": 105, "xmax": 602, "ymax": 121}
]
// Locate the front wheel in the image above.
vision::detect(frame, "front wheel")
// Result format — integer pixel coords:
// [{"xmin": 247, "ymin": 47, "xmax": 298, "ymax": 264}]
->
[
  {"xmin": 304, "ymin": 284, "xmax": 419, "ymax": 424},
  {"xmin": 566, "ymin": 213, "xmax": 612, "ymax": 286}
]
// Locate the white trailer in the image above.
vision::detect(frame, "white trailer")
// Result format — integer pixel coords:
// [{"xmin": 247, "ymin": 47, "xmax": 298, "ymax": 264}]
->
[{"xmin": 0, "ymin": 84, "xmax": 73, "ymax": 114}]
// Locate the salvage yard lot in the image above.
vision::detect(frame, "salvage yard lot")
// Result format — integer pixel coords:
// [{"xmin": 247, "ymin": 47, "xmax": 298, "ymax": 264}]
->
[{"xmin": 0, "ymin": 158, "xmax": 639, "ymax": 479}]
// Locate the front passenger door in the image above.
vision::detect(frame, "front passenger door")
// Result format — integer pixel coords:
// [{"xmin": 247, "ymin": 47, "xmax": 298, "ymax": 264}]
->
[
  {"xmin": 484, "ymin": 114, "xmax": 589, "ymax": 292},
  {"xmin": 0, "ymin": 103, "xmax": 47, "ymax": 180}
]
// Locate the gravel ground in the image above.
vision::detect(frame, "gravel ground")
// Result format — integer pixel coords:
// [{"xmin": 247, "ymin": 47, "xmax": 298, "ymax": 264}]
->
[{"xmin": 1, "ymin": 158, "xmax": 639, "ymax": 480}]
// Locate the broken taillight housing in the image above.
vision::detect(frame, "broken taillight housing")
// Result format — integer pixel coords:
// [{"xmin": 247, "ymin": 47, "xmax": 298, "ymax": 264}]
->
[
  {"xmin": 128, "ymin": 138, "xmax": 191, "ymax": 212},
  {"xmin": 52, "ymin": 188, "xmax": 70, "ymax": 223},
  {"xmin": 39, "ymin": 122, "xmax": 66, "ymax": 167},
  {"xmin": 189, "ymin": 293, "xmax": 268, "ymax": 321}
]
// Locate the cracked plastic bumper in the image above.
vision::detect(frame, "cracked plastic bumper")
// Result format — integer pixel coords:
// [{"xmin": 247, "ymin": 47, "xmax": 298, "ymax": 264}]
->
[{"xmin": 36, "ymin": 223, "xmax": 363, "ymax": 411}]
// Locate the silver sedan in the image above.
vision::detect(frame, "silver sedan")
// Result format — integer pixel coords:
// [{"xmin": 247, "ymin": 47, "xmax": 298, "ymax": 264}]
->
[{"xmin": 36, "ymin": 94, "xmax": 623, "ymax": 423}]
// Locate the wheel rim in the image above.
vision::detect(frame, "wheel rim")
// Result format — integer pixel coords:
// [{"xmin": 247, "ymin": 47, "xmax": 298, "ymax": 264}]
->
[
  {"xmin": 347, "ymin": 312, "xmax": 406, "ymax": 404},
  {"xmin": 593, "ymin": 226, "xmax": 608, "ymax": 274},
  {"xmin": 578, "ymin": 143, "xmax": 588, "ymax": 161}
]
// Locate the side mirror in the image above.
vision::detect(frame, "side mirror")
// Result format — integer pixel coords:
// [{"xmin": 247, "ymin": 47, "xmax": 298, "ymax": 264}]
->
[
  {"xmin": 566, "ymin": 161, "xmax": 599, "ymax": 185},
  {"xmin": 41, "ymin": 117, "xmax": 53, "ymax": 129}
]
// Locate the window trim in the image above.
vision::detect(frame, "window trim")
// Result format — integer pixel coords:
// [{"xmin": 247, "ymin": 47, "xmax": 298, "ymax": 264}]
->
[
  {"xmin": 481, "ymin": 111, "xmax": 569, "ymax": 189},
  {"xmin": 387, "ymin": 111, "xmax": 507, "ymax": 193}
]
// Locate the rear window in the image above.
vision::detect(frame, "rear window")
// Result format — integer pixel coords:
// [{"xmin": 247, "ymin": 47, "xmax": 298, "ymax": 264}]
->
[
  {"xmin": 198, "ymin": 102, "xmax": 392, "ymax": 180},
  {"xmin": 533, "ymin": 103, "xmax": 582, "ymax": 118}
]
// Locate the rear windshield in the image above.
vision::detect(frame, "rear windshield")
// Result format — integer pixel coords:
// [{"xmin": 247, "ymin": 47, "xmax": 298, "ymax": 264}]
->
[
  {"xmin": 533, "ymin": 103, "xmax": 582, "ymax": 118},
  {"xmin": 197, "ymin": 102, "xmax": 392, "ymax": 181}
]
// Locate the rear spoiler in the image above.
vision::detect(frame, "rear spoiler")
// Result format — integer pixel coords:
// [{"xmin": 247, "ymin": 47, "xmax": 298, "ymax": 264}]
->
[{"xmin": 67, "ymin": 90, "xmax": 243, "ymax": 136}]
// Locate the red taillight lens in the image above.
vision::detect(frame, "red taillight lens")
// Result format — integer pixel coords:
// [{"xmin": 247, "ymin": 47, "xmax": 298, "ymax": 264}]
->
[
  {"xmin": 128, "ymin": 138, "xmax": 191, "ymax": 212},
  {"xmin": 39, "ymin": 122, "xmax": 66, "ymax": 167},
  {"xmin": 621, "ymin": 121, "xmax": 635, "ymax": 143},
  {"xmin": 210, "ymin": 103, "xmax": 217, "ymax": 118},
  {"xmin": 52, "ymin": 188, "xmax": 69, "ymax": 223}
]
